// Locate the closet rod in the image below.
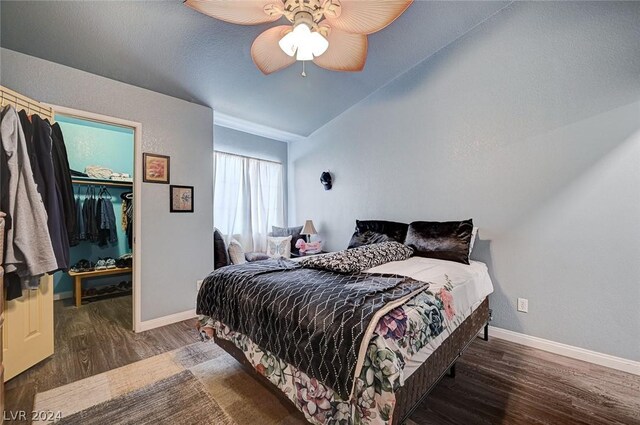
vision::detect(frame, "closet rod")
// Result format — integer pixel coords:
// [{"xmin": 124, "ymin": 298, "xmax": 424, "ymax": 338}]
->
[{"xmin": 72, "ymin": 178, "xmax": 133, "ymax": 188}]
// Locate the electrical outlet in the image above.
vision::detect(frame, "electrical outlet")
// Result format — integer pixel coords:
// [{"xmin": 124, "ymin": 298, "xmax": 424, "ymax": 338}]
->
[
  {"xmin": 196, "ymin": 280, "xmax": 204, "ymax": 291},
  {"xmin": 517, "ymin": 298, "xmax": 528, "ymax": 313}
]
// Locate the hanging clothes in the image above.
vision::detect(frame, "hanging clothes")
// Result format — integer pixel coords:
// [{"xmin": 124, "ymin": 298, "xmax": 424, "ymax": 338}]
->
[
  {"xmin": 83, "ymin": 186, "xmax": 99, "ymax": 243},
  {"xmin": 31, "ymin": 115, "xmax": 70, "ymax": 272},
  {"xmin": 50, "ymin": 121, "xmax": 77, "ymax": 246},
  {"xmin": 0, "ymin": 105, "xmax": 58, "ymax": 297},
  {"xmin": 121, "ymin": 191, "xmax": 134, "ymax": 249},
  {"xmin": 96, "ymin": 187, "xmax": 117, "ymax": 246},
  {"xmin": 75, "ymin": 193, "xmax": 85, "ymax": 241}
]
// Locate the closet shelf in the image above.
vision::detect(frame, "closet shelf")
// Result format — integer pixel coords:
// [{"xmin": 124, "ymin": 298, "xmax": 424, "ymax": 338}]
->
[{"xmin": 72, "ymin": 177, "xmax": 133, "ymax": 188}]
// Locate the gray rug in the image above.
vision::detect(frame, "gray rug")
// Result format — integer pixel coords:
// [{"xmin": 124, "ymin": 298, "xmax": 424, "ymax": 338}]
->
[{"xmin": 57, "ymin": 370, "xmax": 234, "ymax": 425}]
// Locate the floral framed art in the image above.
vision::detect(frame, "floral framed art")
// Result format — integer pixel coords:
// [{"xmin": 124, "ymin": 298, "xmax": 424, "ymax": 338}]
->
[
  {"xmin": 143, "ymin": 153, "xmax": 170, "ymax": 184},
  {"xmin": 170, "ymin": 185, "xmax": 194, "ymax": 213}
]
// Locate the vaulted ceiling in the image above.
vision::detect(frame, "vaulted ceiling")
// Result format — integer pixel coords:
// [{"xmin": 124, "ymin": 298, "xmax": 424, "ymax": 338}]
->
[{"xmin": 0, "ymin": 1, "xmax": 509, "ymax": 137}]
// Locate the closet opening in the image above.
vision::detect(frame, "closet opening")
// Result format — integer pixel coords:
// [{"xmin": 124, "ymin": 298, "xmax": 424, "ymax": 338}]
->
[{"xmin": 51, "ymin": 106, "xmax": 141, "ymax": 333}]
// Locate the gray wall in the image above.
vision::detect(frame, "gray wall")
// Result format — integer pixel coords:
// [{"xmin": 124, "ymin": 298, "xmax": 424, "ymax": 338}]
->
[
  {"xmin": 1, "ymin": 48, "xmax": 214, "ymax": 322},
  {"xmin": 214, "ymin": 125, "xmax": 289, "ymax": 223},
  {"xmin": 289, "ymin": 2, "xmax": 640, "ymax": 360}
]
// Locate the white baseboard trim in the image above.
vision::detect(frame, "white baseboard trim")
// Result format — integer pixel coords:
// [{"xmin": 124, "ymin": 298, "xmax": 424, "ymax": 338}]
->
[
  {"xmin": 136, "ymin": 309, "xmax": 197, "ymax": 333},
  {"xmin": 53, "ymin": 291, "xmax": 73, "ymax": 301},
  {"xmin": 488, "ymin": 326, "xmax": 640, "ymax": 376}
]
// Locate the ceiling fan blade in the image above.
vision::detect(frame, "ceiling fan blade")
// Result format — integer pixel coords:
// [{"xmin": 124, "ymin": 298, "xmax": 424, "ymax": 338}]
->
[
  {"xmin": 251, "ymin": 26, "xmax": 297, "ymax": 74},
  {"xmin": 324, "ymin": 0, "xmax": 413, "ymax": 35},
  {"xmin": 313, "ymin": 28, "xmax": 367, "ymax": 72},
  {"xmin": 185, "ymin": 0, "xmax": 284, "ymax": 25}
]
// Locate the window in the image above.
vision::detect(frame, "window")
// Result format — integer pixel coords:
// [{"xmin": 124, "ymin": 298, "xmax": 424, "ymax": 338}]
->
[{"xmin": 213, "ymin": 151, "xmax": 284, "ymax": 252}]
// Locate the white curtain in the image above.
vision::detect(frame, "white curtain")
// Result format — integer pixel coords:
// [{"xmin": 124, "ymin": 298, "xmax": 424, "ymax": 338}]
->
[{"xmin": 214, "ymin": 151, "xmax": 284, "ymax": 252}]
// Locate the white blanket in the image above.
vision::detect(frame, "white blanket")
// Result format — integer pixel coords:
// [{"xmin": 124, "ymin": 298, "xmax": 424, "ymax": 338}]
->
[{"xmin": 365, "ymin": 256, "xmax": 494, "ymax": 377}]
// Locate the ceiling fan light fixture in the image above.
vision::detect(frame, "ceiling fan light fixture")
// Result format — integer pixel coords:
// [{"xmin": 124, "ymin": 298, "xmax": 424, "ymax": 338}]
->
[{"xmin": 278, "ymin": 22, "xmax": 329, "ymax": 61}]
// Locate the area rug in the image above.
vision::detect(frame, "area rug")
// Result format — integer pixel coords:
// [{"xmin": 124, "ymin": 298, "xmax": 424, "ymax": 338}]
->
[{"xmin": 33, "ymin": 342, "xmax": 307, "ymax": 425}]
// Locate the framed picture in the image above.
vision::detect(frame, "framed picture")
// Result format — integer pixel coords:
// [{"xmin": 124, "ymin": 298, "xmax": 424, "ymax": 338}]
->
[
  {"xmin": 170, "ymin": 185, "xmax": 194, "ymax": 213},
  {"xmin": 143, "ymin": 153, "xmax": 170, "ymax": 184}
]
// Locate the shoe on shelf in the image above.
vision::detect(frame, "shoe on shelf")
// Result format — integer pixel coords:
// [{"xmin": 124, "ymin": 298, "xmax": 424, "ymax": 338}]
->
[
  {"xmin": 95, "ymin": 259, "xmax": 107, "ymax": 271},
  {"xmin": 105, "ymin": 258, "xmax": 117, "ymax": 269}
]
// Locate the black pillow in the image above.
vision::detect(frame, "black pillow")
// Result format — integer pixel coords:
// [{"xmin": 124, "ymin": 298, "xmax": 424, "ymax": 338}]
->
[
  {"xmin": 347, "ymin": 230, "xmax": 392, "ymax": 249},
  {"xmin": 347, "ymin": 220, "xmax": 408, "ymax": 248},
  {"xmin": 404, "ymin": 219, "xmax": 473, "ymax": 265},
  {"xmin": 213, "ymin": 228, "xmax": 230, "ymax": 269},
  {"xmin": 272, "ymin": 225, "xmax": 304, "ymax": 254}
]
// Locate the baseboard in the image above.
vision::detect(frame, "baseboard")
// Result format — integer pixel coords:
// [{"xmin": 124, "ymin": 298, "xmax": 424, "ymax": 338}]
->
[
  {"xmin": 136, "ymin": 309, "xmax": 197, "ymax": 333},
  {"xmin": 488, "ymin": 326, "xmax": 640, "ymax": 376},
  {"xmin": 53, "ymin": 291, "xmax": 73, "ymax": 301}
]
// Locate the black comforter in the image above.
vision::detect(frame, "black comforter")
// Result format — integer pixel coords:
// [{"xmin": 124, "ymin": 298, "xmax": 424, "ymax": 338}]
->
[{"xmin": 196, "ymin": 258, "xmax": 427, "ymax": 399}]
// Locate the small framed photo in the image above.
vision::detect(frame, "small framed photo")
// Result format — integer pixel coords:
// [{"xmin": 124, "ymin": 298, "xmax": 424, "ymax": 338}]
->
[
  {"xmin": 143, "ymin": 153, "xmax": 170, "ymax": 184},
  {"xmin": 170, "ymin": 185, "xmax": 194, "ymax": 213}
]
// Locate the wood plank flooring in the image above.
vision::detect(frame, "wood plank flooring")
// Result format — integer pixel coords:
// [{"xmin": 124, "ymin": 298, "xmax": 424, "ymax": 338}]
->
[
  {"xmin": 409, "ymin": 338, "xmax": 640, "ymax": 425},
  {"xmin": 5, "ymin": 296, "xmax": 639, "ymax": 424},
  {"xmin": 5, "ymin": 296, "xmax": 201, "ymax": 421}
]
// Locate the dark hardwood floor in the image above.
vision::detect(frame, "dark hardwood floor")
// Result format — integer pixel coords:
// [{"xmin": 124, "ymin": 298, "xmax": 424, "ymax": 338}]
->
[
  {"xmin": 411, "ymin": 338, "xmax": 640, "ymax": 425},
  {"xmin": 5, "ymin": 296, "xmax": 639, "ymax": 425},
  {"xmin": 5, "ymin": 295, "xmax": 201, "ymax": 421}
]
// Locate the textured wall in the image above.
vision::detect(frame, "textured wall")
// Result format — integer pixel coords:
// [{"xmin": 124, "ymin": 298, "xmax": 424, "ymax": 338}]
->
[
  {"xmin": 214, "ymin": 125, "xmax": 289, "ymax": 223},
  {"xmin": 289, "ymin": 2, "xmax": 640, "ymax": 360},
  {"xmin": 1, "ymin": 48, "xmax": 214, "ymax": 322}
]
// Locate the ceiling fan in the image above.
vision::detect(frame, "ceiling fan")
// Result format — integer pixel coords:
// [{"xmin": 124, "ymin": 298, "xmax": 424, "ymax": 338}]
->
[{"xmin": 185, "ymin": 0, "xmax": 413, "ymax": 75}]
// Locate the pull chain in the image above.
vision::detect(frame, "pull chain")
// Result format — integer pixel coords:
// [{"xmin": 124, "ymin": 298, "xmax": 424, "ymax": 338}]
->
[{"xmin": 301, "ymin": 61, "xmax": 307, "ymax": 77}]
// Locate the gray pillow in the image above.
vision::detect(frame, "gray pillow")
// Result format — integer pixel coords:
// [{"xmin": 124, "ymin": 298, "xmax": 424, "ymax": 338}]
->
[
  {"xmin": 272, "ymin": 225, "xmax": 304, "ymax": 254},
  {"xmin": 245, "ymin": 252, "xmax": 270, "ymax": 262},
  {"xmin": 300, "ymin": 241, "xmax": 414, "ymax": 274}
]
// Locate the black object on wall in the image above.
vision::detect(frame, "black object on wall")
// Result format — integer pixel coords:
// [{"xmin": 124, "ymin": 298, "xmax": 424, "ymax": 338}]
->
[{"xmin": 320, "ymin": 171, "xmax": 332, "ymax": 190}]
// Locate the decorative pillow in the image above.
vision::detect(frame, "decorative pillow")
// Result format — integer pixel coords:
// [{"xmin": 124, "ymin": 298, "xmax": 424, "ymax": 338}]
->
[
  {"xmin": 245, "ymin": 252, "xmax": 270, "ymax": 262},
  {"xmin": 347, "ymin": 220, "xmax": 408, "ymax": 248},
  {"xmin": 228, "ymin": 239, "xmax": 246, "ymax": 265},
  {"xmin": 213, "ymin": 228, "xmax": 230, "ymax": 269},
  {"xmin": 301, "ymin": 241, "xmax": 413, "ymax": 274},
  {"xmin": 272, "ymin": 225, "xmax": 304, "ymax": 255},
  {"xmin": 405, "ymin": 219, "xmax": 473, "ymax": 265},
  {"xmin": 347, "ymin": 230, "xmax": 392, "ymax": 249},
  {"xmin": 266, "ymin": 235, "xmax": 292, "ymax": 258}
]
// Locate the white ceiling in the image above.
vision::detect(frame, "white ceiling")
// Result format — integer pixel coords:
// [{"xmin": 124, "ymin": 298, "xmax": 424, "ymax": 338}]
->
[{"xmin": 0, "ymin": 1, "xmax": 510, "ymax": 137}]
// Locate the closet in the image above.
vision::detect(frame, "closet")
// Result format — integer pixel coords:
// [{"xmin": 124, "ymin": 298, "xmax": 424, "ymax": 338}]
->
[
  {"xmin": 0, "ymin": 86, "xmax": 140, "ymax": 385},
  {"xmin": 54, "ymin": 113, "xmax": 134, "ymax": 308}
]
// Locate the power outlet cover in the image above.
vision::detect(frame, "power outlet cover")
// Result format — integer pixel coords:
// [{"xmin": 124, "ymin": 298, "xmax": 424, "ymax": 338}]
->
[{"xmin": 517, "ymin": 298, "xmax": 528, "ymax": 313}]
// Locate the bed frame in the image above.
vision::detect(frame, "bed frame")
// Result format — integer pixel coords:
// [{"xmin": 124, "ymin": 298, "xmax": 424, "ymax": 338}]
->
[{"xmin": 213, "ymin": 297, "xmax": 490, "ymax": 425}]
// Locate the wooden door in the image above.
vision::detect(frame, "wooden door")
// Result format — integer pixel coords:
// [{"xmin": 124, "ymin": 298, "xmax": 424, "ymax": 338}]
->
[{"xmin": 3, "ymin": 275, "xmax": 54, "ymax": 381}]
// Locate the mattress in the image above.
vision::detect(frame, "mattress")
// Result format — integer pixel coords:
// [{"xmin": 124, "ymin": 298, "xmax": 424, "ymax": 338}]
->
[
  {"xmin": 201, "ymin": 255, "xmax": 494, "ymax": 425},
  {"xmin": 364, "ymin": 256, "xmax": 494, "ymax": 377}
]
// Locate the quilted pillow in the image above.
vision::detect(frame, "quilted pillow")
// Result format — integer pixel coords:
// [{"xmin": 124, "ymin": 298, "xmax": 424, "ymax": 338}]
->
[{"xmin": 300, "ymin": 241, "xmax": 413, "ymax": 274}]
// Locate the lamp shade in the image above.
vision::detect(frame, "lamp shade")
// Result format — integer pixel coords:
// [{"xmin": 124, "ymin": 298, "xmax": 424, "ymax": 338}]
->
[{"xmin": 301, "ymin": 220, "xmax": 318, "ymax": 236}]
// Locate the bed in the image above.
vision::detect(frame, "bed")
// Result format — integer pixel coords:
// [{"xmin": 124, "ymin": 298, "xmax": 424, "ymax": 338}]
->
[{"xmin": 197, "ymin": 249, "xmax": 493, "ymax": 425}]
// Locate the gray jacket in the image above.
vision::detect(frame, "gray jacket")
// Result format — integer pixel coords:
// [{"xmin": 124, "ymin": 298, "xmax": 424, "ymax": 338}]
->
[{"xmin": 0, "ymin": 105, "xmax": 57, "ymax": 281}]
